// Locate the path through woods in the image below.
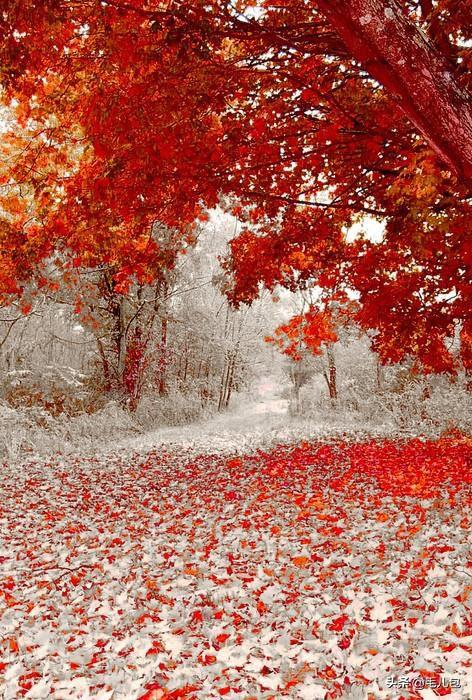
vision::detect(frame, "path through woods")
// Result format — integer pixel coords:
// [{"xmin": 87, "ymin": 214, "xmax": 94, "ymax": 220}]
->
[{"xmin": 115, "ymin": 376, "xmax": 291, "ymax": 456}]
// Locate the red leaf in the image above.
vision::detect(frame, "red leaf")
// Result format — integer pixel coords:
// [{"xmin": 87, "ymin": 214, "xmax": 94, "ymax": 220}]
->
[{"xmin": 328, "ymin": 614, "xmax": 349, "ymax": 632}]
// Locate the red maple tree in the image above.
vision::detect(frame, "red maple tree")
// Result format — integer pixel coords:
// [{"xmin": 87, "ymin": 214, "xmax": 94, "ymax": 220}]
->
[{"xmin": 0, "ymin": 0, "xmax": 470, "ymax": 372}]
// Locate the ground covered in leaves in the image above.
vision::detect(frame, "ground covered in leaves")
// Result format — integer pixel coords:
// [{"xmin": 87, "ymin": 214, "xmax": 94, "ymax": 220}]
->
[{"xmin": 1, "ymin": 437, "xmax": 471, "ymax": 699}]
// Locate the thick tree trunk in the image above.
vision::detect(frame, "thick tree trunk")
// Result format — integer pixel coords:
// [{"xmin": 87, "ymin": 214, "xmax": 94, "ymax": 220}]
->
[
  {"xmin": 421, "ymin": 380, "xmax": 431, "ymax": 421},
  {"xmin": 316, "ymin": 0, "xmax": 472, "ymax": 185},
  {"xmin": 290, "ymin": 366, "xmax": 302, "ymax": 414},
  {"xmin": 111, "ymin": 296, "xmax": 129, "ymax": 404},
  {"xmin": 466, "ymin": 370, "xmax": 472, "ymax": 393}
]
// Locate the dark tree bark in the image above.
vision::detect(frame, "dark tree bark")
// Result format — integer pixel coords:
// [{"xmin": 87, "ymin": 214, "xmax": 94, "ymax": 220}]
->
[
  {"xmin": 224, "ymin": 350, "xmax": 238, "ymax": 409},
  {"xmin": 182, "ymin": 340, "xmax": 188, "ymax": 383},
  {"xmin": 316, "ymin": 0, "xmax": 472, "ymax": 185},
  {"xmin": 218, "ymin": 352, "xmax": 231, "ymax": 411},
  {"xmin": 326, "ymin": 346, "xmax": 337, "ymax": 401}
]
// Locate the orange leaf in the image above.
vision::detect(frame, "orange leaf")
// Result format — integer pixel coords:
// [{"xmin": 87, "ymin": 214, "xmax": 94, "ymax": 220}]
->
[{"xmin": 292, "ymin": 556, "xmax": 311, "ymax": 569}]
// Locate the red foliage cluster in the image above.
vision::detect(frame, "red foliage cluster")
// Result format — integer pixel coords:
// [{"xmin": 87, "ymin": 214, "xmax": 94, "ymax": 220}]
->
[
  {"xmin": 0, "ymin": 1, "xmax": 470, "ymax": 372},
  {"xmin": 266, "ymin": 307, "xmax": 338, "ymax": 361},
  {"xmin": 327, "ymin": 436, "xmax": 472, "ymax": 499}
]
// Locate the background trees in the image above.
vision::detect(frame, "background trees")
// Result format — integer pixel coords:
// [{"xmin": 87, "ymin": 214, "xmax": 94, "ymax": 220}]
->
[{"xmin": 0, "ymin": 212, "xmax": 271, "ymax": 418}]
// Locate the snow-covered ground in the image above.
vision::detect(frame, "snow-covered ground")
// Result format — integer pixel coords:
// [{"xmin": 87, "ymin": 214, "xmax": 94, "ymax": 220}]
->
[
  {"xmin": 116, "ymin": 375, "xmax": 290, "ymax": 453},
  {"xmin": 2, "ymin": 377, "xmax": 469, "ymax": 699},
  {"xmin": 0, "ymin": 437, "xmax": 470, "ymax": 699},
  {"xmin": 251, "ymin": 376, "xmax": 289, "ymax": 416},
  {"xmin": 111, "ymin": 376, "xmax": 394, "ymax": 459}
]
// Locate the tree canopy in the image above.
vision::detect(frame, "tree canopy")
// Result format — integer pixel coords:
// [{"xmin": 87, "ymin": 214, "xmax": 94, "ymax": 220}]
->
[{"xmin": 0, "ymin": 0, "xmax": 470, "ymax": 372}]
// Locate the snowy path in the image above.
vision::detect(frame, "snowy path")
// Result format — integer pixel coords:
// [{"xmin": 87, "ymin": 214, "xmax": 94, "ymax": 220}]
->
[
  {"xmin": 112, "ymin": 375, "xmax": 395, "ymax": 458},
  {"xmin": 113, "ymin": 375, "xmax": 293, "ymax": 456}
]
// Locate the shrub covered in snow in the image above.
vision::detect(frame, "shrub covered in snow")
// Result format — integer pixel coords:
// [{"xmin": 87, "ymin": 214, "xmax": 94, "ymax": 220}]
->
[
  {"xmin": 297, "ymin": 374, "xmax": 472, "ymax": 436},
  {"xmin": 135, "ymin": 389, "xmax": 212, "ymax": 429},
  {"xmin": 1, "ymin": 365, "xmax": 106, "ymax": 416},
  {"xmin": 0, "ymin": 387, "xmax": 223, "ymax": 462}
]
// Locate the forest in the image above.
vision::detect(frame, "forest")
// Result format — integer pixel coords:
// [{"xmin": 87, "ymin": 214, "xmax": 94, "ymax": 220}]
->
[{"xmin": 0, "ymin": 1, "xmax": 471, "ymax": 698}]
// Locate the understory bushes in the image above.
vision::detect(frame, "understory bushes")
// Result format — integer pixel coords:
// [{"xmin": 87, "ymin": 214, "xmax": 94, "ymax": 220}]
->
[
  {"xmin": 2, "ymin": 366, "xmax": 107, "ymax": 416},
  {"xmin": 135, "ymin": 389, "xmax": 212, "ymax": 429},
  {"xmin": 0, "ymin": 359, "xmax": 225, "ymax": 460},
  {"xmin": 0, "ymin": 388, "xmax": 215, "ymax": 461},
  {"xmin": 0, "ymin": 401, "xmax": 137, "ymax": 462},
  {"xmin": 1, "ymin": 356, "xmax": 470, "ymax": 462},
  {"xmin": 297, "ymin": 377, "xmax": 472, "ymax": 435}
]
